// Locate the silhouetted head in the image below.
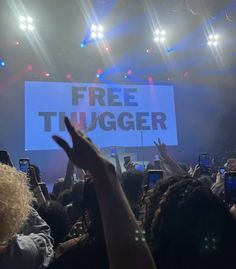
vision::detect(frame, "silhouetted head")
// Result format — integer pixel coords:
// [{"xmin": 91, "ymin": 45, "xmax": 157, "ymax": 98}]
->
[
  {"xmin": 121, "ymin": 171, "xmax": 144, "ymax": 218},
  {"xmin": 149, "ymin": 176, "xmax": 236, "ymax": 269},
  {"xmin": 38, "ymin": 200, "xmax": 70, "ymax": 246}
]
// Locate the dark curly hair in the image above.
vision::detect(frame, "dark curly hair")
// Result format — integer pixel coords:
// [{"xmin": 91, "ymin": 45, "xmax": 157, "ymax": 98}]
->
[
  {"xmin": 144, "ymin": 176, "xmax": 182, "ymax": 243},
  {"xmin": 149, "ymin": 177, "xmax": 236, "ymax": 269},
  {"xmin": 121, "ymin": 171, "xmax": 144, "ymax": 219}
]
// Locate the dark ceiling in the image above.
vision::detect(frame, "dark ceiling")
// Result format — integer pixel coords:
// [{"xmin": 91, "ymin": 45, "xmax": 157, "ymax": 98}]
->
[{"xmin": 0, "ymin": 0, "xmax": 236, "ymax": 83}]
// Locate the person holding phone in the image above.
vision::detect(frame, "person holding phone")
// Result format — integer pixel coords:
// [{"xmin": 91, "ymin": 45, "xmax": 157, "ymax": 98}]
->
[
  {"xmin": 123, "ymin": 156, "xmax": 135, "ymax": 172},
  {"xmin": 211, "ymin": 158, "xmax": 236, "ymax": 201},
  {"xmin": 0, "ymin": 163, "xmax": 54, "ymax": 269}
]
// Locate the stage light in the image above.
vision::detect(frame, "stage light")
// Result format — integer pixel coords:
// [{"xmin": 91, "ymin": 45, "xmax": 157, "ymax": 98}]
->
[
  {"xmin": 127, "ymin": 69, "xmax": 132, "ymax": 75},
  {"xmin": 0, "ymin": 60, "xmax": 6, "ymax": 67},
  {"xmin": 66, "ymin": 73, "xmax": 72, "ymax": 80},
  {"xmin": 154, "ymin": 29, "xmax": 166, "ymax": 43},
  {"xmin": 19, "ymin": 15, "xmax": 34, "ymax": 31},
  {"xmin": 28, "ymin": 25, "xmax": 34, "ymax": 31},
  {"xmin": 80, "ymin": 43, "xmax": 85, "ymax": 48},
  {"xmin": 91, "ymin": 24, "xmax": 97, "ymax": 31},
  {"xmin": 183, "ymin": 71, "xmax": 189, "ymax": 78},
  {"xmin": 27, "ymin": 16, "xmax": 33, "ymax": 23},
  {"xmin": 161, "ymin": 30, "xmax": 166, "ymax": 36},
  {"xmin": 19, "ymin": 16, "xmax": 25, "ymax": 22},
  {"xmin": 43, "ymin": 72, "xmax": 50, "ymax": 78},
  {"xmin": 26, "ymin": 65, "xmax": 33, "ymax": 71},
  {"xmin": 91, "ymin": 24, "xmax": 104, "ymax": 39},
  {"xmin": 98, "ymin": 25, "xmax": 103, "ymax": 31},
  {"xmin": 96, "ymin": 74, "xmax": 100, "ymax": 78},
  {"xmin": 97, "ymin": 32, "xmax": 104, "ymax": 39},
  {"xmin": 96, "ymin": 68, "xmax": 103, "ymax": 74},
  {"xmin": 208, "ymin": 34, "xmax": 219, "ymax": 47},
  {"xmin": 19, "ymin": 23, "xmax": 26, "ymax": 30},
  {"xmin": 91, "ymin": 32, "xmax": 97, "ymax": 38},
  {"xmin": 160, "ymin": 37, "xmax": 165, "ymax": 42}
]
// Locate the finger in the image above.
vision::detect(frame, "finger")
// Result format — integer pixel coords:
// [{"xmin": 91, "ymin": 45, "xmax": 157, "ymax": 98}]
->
[
  {"xmin": 52, "ymin": 135, "xmax": 71, "ymax": 156},
  {"xmin": 64, "ymin": 117, "xmax": 78, "ymax": 139},
  {"xmin": 154, "ymin": 141, "xmax": 158, "ymax": 147},
  {"xmin": 77, "ymin": 128, "xmax": 85, "ymax": 137},
  {"xmin": 158, "ymin": 138, "xmax": 161, "ymax": 145}
]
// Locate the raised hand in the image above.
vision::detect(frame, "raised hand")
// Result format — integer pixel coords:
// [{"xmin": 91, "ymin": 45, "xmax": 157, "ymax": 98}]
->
[
  {"xmin": 154, "ymin": 138, "xmax": 168, "ymax": 159},
  {"xmin": 192, "ymin": 164, "xmax": 201, "ymax": 179},
  {"xmin": 52, "ymin": 117, "xmax": 104, "ymax": 174}
]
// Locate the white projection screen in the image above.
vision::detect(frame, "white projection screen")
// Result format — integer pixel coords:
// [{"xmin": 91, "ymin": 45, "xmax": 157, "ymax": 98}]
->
[{"xmin": 25, "ymin": 81, "xmax": 178, "ymax": 150}]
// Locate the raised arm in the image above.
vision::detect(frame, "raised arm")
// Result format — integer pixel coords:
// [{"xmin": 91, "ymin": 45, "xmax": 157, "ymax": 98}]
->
[
  {"xmin": 111, "ymin": 148, "xmax": 122, "ymax": 179},
  {"xmin": 61, "ymin": 159, "xmax": 74, "ymax": 191},
  {"xmin": 52, "ymin": 117, "xmax": 157, "ymax": 269},
  {"xmin": 154, "ymin": 138, "xmax": 185, "ymax": 176}
]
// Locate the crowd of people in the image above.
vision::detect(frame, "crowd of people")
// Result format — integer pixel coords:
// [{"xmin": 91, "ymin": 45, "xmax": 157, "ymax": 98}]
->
[{"xmin": 1, "ymin": 116, "xmax": 236, "ymax": 269}]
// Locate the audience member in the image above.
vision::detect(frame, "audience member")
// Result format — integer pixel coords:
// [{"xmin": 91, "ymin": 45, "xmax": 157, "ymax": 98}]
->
[{"xmin": 0, "ymin": 164, "xmax": 54, "ymax": 269}]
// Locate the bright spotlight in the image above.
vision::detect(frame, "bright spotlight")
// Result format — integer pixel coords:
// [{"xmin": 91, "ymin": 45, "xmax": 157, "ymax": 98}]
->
[
  {"xmin": 0, "ymin": 60, "xmax": 6, "ymax": 67},
  {"xmin": 91, "ymin": 24, "xmax": 104, "ymax": 39},
  {"xmin": 28, "ymin": 25, "xmax": 34, "ymax": 31},
  {"xmin": 19, "ymin": 23, "xmax": 26, "ymax": 30},
  {"xmin": 91, "ymin": 24, "xmax": 97, "ymax": 31},
  {"xmin": 91, "ymin": 32, "xmax": 97, "ymax": 39},
  {"xmin": 98, "ymin": 25, "xmax": 103, "ymax": 31},
  {"xmin": 161, "ymin": 30, "xmax": 166, "ymax": 36},
  {"xmin": 27, "ymin": 16, "xmax": 33, "ymax": 23},
  {"xmin": 97, "ymin": 32, "xmax": 103, "ymax": 39},
  {"xmin": 154, "ymin": 29, "xmax": 166, "ymax": 43},
  {"xmin": 19, "ymin": 16, "xmax": 25, "ymax": 22},
  {"xmin": 208, "ymin": 34, "xmax": 219, "ymax": 47},
  {"xmin": 19, "ymin": 15, "xmax": 34, "ymax": 31}
]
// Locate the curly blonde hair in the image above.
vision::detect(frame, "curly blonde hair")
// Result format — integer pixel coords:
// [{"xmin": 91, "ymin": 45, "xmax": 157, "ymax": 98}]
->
[{"xmin": 0, "ymin": 164, "xmax": 33, "ymax": 242}]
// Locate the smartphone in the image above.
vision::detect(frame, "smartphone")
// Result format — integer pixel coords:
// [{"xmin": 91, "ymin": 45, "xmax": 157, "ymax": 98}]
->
[
  {"xmin": 19, "ymin": 158, "xmax": 30, "ymax": 174},
  {"xmin": 124, "ymin": 156, "xmax": 131, "ymax": 164},
  {"xmin": 38, "ymin": 182, "xmax": 50, "ymax": 200},
  {"xmin": 153, "ymin": 160, "xmax": 161, "ymax": 169},
  {"xmin": 147, "ymin": 170, "xmax": 163, "ymax": 188},
  {"xmin": 199, "ymin": 153, "xmax": 210, "ymax": 167},
  {"xmin": 225, "ymin": 172, "xmax": 236, "ymax": 204},
  {"xmin": 219, "ymin": 167, "xmax": 225, "ymax": 175},
  {"xmin": 135, "ymin": 164, "xmax": 145, "ymax": 172},
  {"xmin": 199, "ymin": 153, "xmax": 210, "ymax": 174},
  {"xmin": 0, "ymin": 150, "xmax": 9, "ymax": 165},
  {"xmin": 111, "ymin": 147, "xmax": 117, "ymax": 157}
]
